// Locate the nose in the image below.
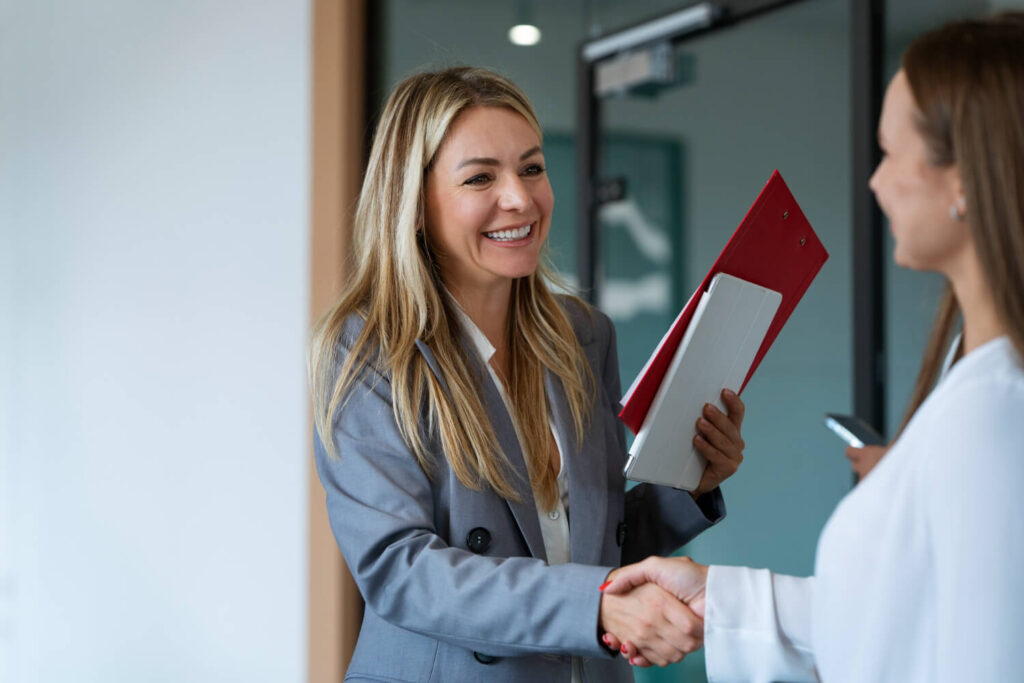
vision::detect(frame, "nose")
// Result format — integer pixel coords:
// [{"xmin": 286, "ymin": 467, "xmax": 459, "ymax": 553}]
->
[
  {"xmin": 868, "ymin": 163, "xmax": 881, "ymax": 195},
  {"xmin": 497, "ymin": 175, "xmax": 531, "ymax": 212}
]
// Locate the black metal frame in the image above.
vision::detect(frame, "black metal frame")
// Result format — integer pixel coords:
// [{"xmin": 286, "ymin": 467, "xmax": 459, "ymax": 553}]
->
[
  {"xmin": 851, "ymin": 0, "xmax": 887, "ymax": 431},
  {"xmin": 576, "ymin": 0, "xmax": 887, "ymax": 431}
]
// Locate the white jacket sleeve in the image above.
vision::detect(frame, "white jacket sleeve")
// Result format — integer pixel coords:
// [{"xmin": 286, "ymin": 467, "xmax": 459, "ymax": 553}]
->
[
  {"xmin": 704, "ymin": 566, "xmax": 819, "ymax": 682},
  {"xmin": 925, "ymin": 375, "xmax": 1024, "ymax": 682}
]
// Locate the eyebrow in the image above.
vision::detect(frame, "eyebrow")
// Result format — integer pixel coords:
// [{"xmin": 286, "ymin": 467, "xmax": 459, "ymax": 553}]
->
[{"xmin": 454, "ymin": 146, "xmax": 543, "ymax": 171}]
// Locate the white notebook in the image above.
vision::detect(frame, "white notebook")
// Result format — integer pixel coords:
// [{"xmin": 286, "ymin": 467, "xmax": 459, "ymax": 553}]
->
[{"xmin": 623, "ymin": 273, "xmax": 782, "ymax": 491}]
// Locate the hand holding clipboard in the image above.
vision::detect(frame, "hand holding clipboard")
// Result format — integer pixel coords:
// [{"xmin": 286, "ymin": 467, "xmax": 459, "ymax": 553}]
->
[{"xmin": 620, "ymin": 171, "xmax": 829, "ymax": 490}]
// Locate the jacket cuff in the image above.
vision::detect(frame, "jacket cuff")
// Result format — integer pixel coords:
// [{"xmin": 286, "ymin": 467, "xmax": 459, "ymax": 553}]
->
[{"xmin": 694, "ymin": 486, "xmax": 726, "ymax": 523}]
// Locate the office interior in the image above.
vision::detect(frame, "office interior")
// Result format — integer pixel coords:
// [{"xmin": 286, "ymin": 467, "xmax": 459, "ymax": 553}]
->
[{"xmin": 2, "ymin": 0, "xmax": 1019, "ymax": 681}]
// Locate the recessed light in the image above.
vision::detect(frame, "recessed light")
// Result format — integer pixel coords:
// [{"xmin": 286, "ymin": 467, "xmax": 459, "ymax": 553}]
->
[{"xmin": 509, "ymin": 23, "xmax": 541, "ymax": 46}]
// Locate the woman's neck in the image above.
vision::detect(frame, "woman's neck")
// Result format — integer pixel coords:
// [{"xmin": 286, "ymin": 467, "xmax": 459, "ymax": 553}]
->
[
  {"xmin": 949, "ymin": 249, "xmax": 1006, "ymax": 354},
  {"xmin": 448, "ymin": 280, "xmax": 512, "ymax": 357}
]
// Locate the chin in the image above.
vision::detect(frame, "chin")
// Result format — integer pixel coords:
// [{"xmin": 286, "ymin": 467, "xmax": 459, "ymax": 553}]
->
[
  {"xmin": 504, "ymin": 268, "xmax": 539, "ymax": 283},
  {"xmin": 892, "ymin": 244, "xmax": 912, "ymax": 269},
  {"xmin": 892, "ymin": 246, "xmax": 929, "ymax": 272},
  {"xmin": 495, "ymin": 259, "xmax": 541, "ymax": 281}
]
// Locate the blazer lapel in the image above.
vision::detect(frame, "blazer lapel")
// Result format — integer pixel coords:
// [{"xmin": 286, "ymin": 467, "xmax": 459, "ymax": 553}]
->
[
  {"xmin": 478, "ymin": 366, "xmax": 548, "ymax": 561},
  {"xmin": 415, "ymin": 338, "xmax": 548, "ymax": 561},
  {"xmin": 547, "ymin": 368, "xmax": 607, "ymax": 567}
]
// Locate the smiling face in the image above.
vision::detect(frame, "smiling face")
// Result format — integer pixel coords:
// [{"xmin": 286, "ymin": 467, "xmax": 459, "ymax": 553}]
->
[
  {"xmin": 869, "ymin": 70, "xmax": 968, "ymax": 275},
  {"xmin": 423, "ymin": 105, "xmax": 553, "ymax": 299}
]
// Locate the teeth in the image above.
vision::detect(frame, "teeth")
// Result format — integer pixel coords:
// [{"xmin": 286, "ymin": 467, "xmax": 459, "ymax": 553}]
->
[{"xmin": 484, "ymin": 224, "xmax": 532, "ymax": 242}]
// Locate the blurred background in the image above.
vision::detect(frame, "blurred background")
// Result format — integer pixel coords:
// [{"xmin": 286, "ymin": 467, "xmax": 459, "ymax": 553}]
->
[{"xmin": 2, "ymin": 0, "xmax": 1020, "ymax": 681}]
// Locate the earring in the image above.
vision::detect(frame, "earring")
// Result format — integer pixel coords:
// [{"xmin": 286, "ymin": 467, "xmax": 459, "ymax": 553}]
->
[{"xmin": 948, "ymin": 198, "xmax": 966, "ymax": 221}]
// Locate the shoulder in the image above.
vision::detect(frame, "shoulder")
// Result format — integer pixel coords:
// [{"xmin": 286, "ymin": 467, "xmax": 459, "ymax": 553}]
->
[
  {"xmin": 914, "ymin": 342, "xmax": 1024, "ymax": 476},
  {"xmin": 335, "ymin": 309, "xmax": 370, "ymax": 349},
  {"xmin": 555, "ymin": 294, "xmax": 613, "ymax": 348},
  {"xmin": 928, "ymin": 341, "xmax": 1024, "ymax": 427},
  {"xmin": 325, "ymin": 309, "xmax": 390, "ymax": 386}
]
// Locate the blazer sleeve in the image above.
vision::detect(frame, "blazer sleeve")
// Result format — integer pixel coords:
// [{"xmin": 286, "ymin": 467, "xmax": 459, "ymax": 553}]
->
[
  {"xmin": 588, "ymin": 308, "xmax": 726, "ymax": 564},
  {"xmin": 314, "ymin": 345, "xmax": 613, "ymax": 659}
]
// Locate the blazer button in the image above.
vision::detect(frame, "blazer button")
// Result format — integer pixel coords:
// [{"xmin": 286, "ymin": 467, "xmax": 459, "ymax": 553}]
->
[
  {"xmin": 466, "ymin": 527, "xmax": 491, "ymax": 554},
  {"xmin": 473, "ymin": 652, "xmax": 499, "ymax": 665},
  {"xmin": 616, "ymin": 522, "xmax": 627, "ymax": 547}
]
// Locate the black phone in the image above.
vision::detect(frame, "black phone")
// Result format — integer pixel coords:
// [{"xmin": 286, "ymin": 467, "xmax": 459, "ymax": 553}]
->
[{"xmin": 823, "ymin": 413, "xmax": 886, "ymax": 448}]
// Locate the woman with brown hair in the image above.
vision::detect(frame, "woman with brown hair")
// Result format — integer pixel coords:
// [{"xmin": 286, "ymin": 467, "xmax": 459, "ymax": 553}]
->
[{"xmin": 604, "ymin": 12, "xmax": 1024, "ymax": 681}]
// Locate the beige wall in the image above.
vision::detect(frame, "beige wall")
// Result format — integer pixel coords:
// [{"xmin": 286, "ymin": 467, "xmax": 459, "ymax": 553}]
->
[{"xmin": 309, "ymin": 1, "xmax": 366, "ymax": 680}]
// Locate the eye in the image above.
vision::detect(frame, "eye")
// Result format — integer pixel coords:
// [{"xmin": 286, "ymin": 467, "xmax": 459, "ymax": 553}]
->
[
  {"xmin": 463, "ymin": 173, "xmax": 493, "ymax": 186},
  {"xmin": 521, "ymin": 163, "xmax": 546, "ymax": 177}
]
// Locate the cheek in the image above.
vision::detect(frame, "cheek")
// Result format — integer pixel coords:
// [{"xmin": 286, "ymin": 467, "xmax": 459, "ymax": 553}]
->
[
  {"xmin": 535, "ymin": 182, "xmax": 555, "ymax": 220},
  {"xmin": 430, "ymin": 191, "xmax": 488, "ymax": 243},
  {"xmin": 877, "ymin": 160, "xmax": 922, "ymax": 215}
]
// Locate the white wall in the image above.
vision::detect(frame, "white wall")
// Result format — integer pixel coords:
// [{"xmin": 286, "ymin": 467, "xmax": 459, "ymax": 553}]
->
[{"xmin": 0, "ymin": 1, "xmax": 310, "ymax": 681}]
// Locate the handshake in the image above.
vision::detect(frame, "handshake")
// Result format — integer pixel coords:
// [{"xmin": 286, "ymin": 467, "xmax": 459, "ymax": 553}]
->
[{"xmin": 598, "ymin": 556, "xmax": 710, "ymax": 668}]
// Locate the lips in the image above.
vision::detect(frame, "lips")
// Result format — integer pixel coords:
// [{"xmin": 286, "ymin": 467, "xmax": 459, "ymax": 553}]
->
[{"xmin": 483, "ymin": 223, "xmax": 533, "ymax": 242}]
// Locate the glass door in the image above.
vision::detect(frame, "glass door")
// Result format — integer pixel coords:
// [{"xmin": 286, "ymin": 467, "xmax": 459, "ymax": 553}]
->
[{"xmin": 586, "ymin": 2, "xmax": 854, "ymax": 678}]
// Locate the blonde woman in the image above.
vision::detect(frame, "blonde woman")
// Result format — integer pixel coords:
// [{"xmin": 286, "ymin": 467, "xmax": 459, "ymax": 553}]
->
[
  {"xmin": 308, "ymin": 67, "xmax": 747, "ymax": 681},
  {"xmin": 604, "ymin": 13, "xmax": 1024, "ymax": 682}
]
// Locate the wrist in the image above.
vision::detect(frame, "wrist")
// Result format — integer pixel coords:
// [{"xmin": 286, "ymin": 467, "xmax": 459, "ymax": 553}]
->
[{"xmin": 596, "ymin": 591, "xmax": 620, "ymax": 657}]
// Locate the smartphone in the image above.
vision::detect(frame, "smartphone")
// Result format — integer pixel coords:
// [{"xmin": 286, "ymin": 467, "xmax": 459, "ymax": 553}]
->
[{"xmin": 823, "ymin": 413, "xmax": 886, "ymax": 448}]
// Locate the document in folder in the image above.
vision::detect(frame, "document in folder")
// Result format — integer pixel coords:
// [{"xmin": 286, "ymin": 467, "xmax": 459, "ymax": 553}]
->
[
  {"xmin": 618, "ymin": 169, "xmax": 829, "ymax": 436},
  {"xmin": 623, "ymin": 274, "xmax": 781, "ymax": 490}
]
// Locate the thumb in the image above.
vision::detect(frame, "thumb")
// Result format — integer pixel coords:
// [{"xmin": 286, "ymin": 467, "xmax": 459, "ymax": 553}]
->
[{"xmin": 600, "ymin": 558, "xmax": 658, "ymax": 595}]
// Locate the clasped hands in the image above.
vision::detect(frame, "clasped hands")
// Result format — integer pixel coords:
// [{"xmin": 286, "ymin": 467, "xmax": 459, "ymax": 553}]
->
[
  {"xmin": 597, "ymin": 391, "xmax": 746, "ymax": 667},
  {"xmin": 598, "ymin": 556, "xmax": 709, "ymax": 667}
]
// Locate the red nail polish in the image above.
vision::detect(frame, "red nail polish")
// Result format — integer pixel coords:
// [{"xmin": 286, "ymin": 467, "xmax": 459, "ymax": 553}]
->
[
  {"xmin": 598, "ymin": 580, "xmax": 611, "ymax": 591},
  {"xmin": 620, "ymin": 645, "xmax": 628, "ymax": 654},
  {"xmin": 602, "ymin": 634, "xmax": 609, "ymax": 644}
]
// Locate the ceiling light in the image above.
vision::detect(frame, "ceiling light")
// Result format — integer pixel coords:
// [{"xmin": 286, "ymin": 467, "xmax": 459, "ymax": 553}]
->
[{"xmin": 509, "ymin": 23, "xmax": 541, "ymax": 46}]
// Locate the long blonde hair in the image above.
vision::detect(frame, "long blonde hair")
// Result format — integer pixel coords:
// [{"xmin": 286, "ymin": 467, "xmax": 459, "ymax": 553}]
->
[
  {"xmin": 898, "ymin": 12, "xmax": 1024, "ymax": 433},
  {"xmin": 309, "ymin": 67, "xmax": 594, "ymax": 509}
]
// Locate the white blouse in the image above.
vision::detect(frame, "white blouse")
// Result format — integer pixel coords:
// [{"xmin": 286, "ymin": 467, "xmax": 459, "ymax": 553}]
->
[{"xmin": 704, "ymin": 336, "xmax": 1024, "ymax": 682}]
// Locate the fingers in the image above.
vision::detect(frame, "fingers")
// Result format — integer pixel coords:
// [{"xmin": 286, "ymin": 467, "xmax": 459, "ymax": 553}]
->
[
  {"xmin": 694, "ymin": 422, "xmax": 743, "ymax": 467},
  {"xmin": 602, "ymin": 556, "xmax": 710, "ymax": 607},
  {"xmin": 658, "ymin": 591, "xmax": 704, "ymax": 650},
  {"xmin": 846, "ymin": 444, "xmax": 889, "ymax": 480},
  {"xmin": 720, "ymin": 388, "xmax": 745, "ymax": 429},
  {"xmin": 601, "ymin": 584, "xmax": 703, "ymax": 667},
  {"xmin": 697, "ymin": 401, "xmax": 745, "ymax": 457},
  {"xmin": 621, "ymin": 641, "xmax": 653, "ymax": 668}
]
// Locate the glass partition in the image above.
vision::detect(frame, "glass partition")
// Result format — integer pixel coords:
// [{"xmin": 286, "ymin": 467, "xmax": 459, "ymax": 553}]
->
[{"xmin": 592, "ymin": 3, "xmax": 853, "ymax": 678}]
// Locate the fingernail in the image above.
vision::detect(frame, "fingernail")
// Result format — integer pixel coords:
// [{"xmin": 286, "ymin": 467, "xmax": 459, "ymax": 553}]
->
[
  {"xmin": 599, "ymin": 580, "xmax": 611, "ymax": 592},
  {"xmin": 620, "ymin": 645, "xmax": 628, "ymax": 654},
  {"xmin": 602, "ymin": 634, "xmax": 610, "ymax": 644},
  {"xmin": 724, "ymin": 389, "xmax": 735, "ymax": 397},
  {"xmin": 629, "ymin": 658, "xmax": 640, "ymax": 666}
]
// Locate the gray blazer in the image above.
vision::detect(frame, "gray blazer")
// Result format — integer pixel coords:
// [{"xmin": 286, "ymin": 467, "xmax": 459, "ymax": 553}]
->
[{"xmin": 314, "ymin": 298, "xmax": 726, "ymax": 682}]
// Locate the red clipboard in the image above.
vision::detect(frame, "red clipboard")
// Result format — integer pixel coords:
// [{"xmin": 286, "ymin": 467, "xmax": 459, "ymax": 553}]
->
[{"xmin": 618, "ymin": 170, "xmax": 829, "ymax": 435}]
